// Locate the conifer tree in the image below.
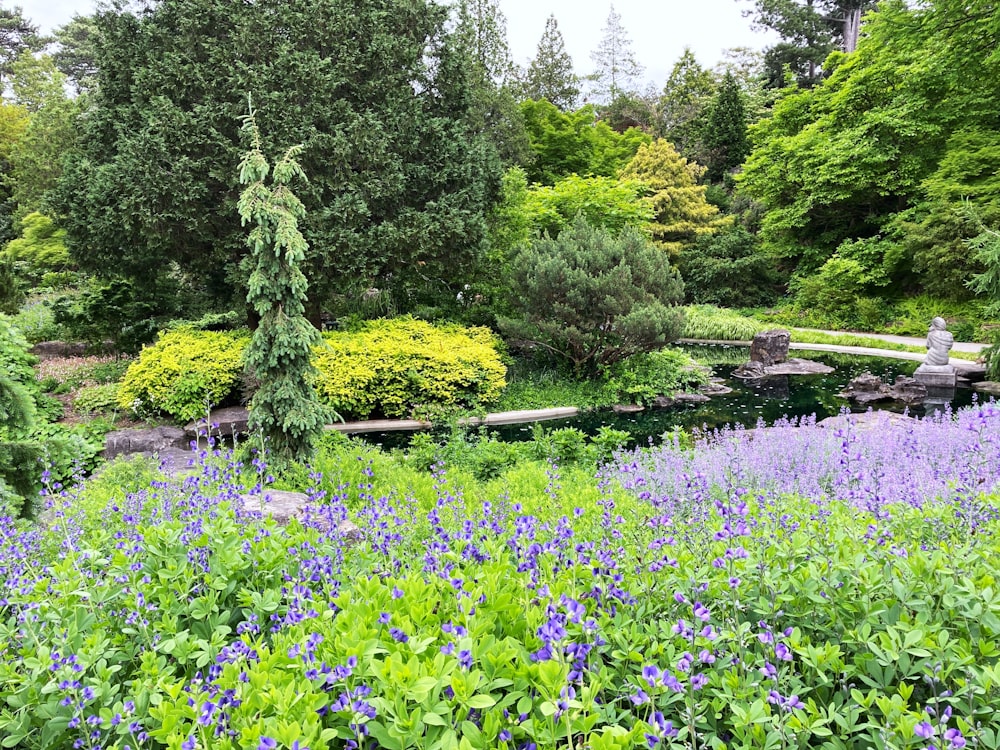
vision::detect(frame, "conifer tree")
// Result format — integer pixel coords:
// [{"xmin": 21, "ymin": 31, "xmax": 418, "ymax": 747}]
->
[
  {"xmin": 703, "ymin": 71, "xmax": 750, "ymax": 182},
  {"xmin": 523, "ymin": 15, "xmax": 578, "ymax": 111},
  {"xmin": 656, "ymin": 48, "xmax": 717, "ymax": 163},
  {"xmin": 589, "ymin": 5, "xmax": 643, "ymax": 103},
  {"xmin": 238, "ymin": 101, "xmax": 326, "ymax": 466},
  {"xmin": 620, "ymin": 139, "xmax": 729, "ymax": 255}
]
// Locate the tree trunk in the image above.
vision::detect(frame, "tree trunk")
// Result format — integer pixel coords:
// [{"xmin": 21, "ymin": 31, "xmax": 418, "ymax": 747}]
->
[{"xmin": 843, "ymin": 7, "xmax": 862, "ymax": 53}]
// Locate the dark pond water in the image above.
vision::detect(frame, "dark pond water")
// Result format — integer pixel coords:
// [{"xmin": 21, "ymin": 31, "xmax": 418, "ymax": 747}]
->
[{"xmin": 361, "ymin": 347, "xmax": 982, "ymax": 450}]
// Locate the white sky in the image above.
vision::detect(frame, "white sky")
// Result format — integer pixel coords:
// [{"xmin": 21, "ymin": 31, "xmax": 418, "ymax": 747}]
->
[{"xmin": 20, "ymin": 0, "xmax": 778, "ymax": 90}]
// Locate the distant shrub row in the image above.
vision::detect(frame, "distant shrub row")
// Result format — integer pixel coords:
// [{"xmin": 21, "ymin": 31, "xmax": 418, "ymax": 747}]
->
[{"xmin": 117, "ymin": 318, "xmax": 507, "ymax": 423}]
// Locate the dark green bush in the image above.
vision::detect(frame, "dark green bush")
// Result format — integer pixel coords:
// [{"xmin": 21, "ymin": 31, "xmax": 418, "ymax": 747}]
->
[
  {"xmin": 499, "ymin": 218, "xmax": 685, "ymax": 374},
  {"xmin": 678, "ymin": 225, "xmax": 782, "ymax": 307}
]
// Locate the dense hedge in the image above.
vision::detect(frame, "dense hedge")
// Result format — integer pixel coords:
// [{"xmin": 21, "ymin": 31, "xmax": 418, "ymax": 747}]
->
[
  {"xmin": 313, "ymin": 318, "xmax": 506, "ymax": 419},
  {"xmin": 117, "ymin": 319, "xmax": 507, "ymax": 423},
  {"xmin": 117, "ymin": 329, "xmax": 251, "ymax": 423}
]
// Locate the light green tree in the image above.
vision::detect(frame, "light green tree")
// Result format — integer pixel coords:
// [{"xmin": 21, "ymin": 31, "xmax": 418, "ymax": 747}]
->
[
  {"xmin": 237, "ymin": 101, "xmax": 326, "ymax": 466},
  {"xmin": 621, "ymin": 139, "xmax": 729, "ymax": 255}
]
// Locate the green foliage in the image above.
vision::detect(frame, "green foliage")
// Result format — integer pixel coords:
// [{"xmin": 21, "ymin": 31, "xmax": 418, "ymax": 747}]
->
[
  {"xmin": 52, "ymin": 278, "xmax": 177, "ymax": 354},
  {"xmin": 238, "ymin": 101, "xmax": 326, "ymax": 465},
  {"xmin": 966, "ymin": 215, "xmax": 1000, "ymax": 318},
  {"xmin": 522, "ymin": 174, "xmax": 652, "ymax": 238},
  {"xmin": 0, "ymin": 258, "xmax": 23, "ymax": 314},
  {"xmin": 655, "ymin": 47, "xmax": 716, "ymax": 161},
  {"xmin": 702, "ymin": 71, "xmax": 750, "ymax": 182},
  {"xmin": 620, "ymin": 139, "xmax": 728, "ymax": 256},
  {"xmin": 3, "ymin": 212, "xmax": 71, "ymax": 282},
  {"xmin": 499, "ymin": 218, "xmax": 685, "ymax": 373},
  {"xmin": 678, "ymin": 224, "xmax": 782, "ymax": 307},
  {"xmin": 740, "ymin": 0, "xmax": 1000, "ymax": 302},
  {"xmin": 7, "ymin": 54, "xmax": 79, "ymax": 219},
  {"xmin": 312, "ymin": 318, "xmax": 507, "ymax": 420},
  {"xmin": 53, "ymin": 0, "xmax": 500, "ymax": 320},
  {"xmin": 602, "ymin": 348, "xmax": 708, "ymax": 406},
  {"xmin": 72, "ymin": 383, "xmax": 120, "ymax": 416},
  {"xmin": 522, "ymin": 15, "xmax": 578, "ymax": 110},
  {"xmin": 519, "ymin": 99, "xmax": 650, "ymax": 185},
  {"xmin": 681, "ymin": 305, "xmax": 765, "ymax": 341},
  {"xmin": 117, "ymin": 329, "xmax": 251, "ymax": 423}
]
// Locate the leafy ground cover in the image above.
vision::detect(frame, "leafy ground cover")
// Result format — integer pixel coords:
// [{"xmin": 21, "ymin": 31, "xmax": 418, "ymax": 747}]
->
[{"xmin": 2, "ymin": 404, "xmax": 1000, "ymax": 749}]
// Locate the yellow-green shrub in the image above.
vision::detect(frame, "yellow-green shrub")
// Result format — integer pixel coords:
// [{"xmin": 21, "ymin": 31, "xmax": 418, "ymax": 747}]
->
[
  {"xmin": 312, "ymin": 318, "xmax": 506, "ymax": 419},
  {"xmin": 117, "ymin": 329, "xmax": 250, "ymax": 422}
]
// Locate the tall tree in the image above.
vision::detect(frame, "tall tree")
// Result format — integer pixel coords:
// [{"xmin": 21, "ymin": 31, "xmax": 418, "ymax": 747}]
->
[
  {"xmin": 238, "ymin": 101, "xmax": 325, "ymax": 465},
  {"xmin": 452, "ymin": 0, "xmax": 527, "ymax": 164},
  {"xmin": 7, "ymin": 53, "xmax": 79, "ymax": 218},
  {"xmin": 740, "ymin": 0, "xmax": 876, "ymax": 87},
  {"xmin": 656, "ymin": 48, "xmax": 717, "ymax": 162},
  {"xmin": 0, "ymin": 5, "xmax": 47, "ymax": 86},
  {"xmin": 702, "ymin": 71, "xmax": 750, "ymax": 182},
  {"xmin": 523, "ymin": 15, "xmax": 578, "ymax": 111},
  {"xmin": 53, "ymin": 14, "xmax": 100, "ymax": 94},
  {"xmin": 53, "ymin": 0, "xmax": 500, "ymax": 322},
  {"xmin": 589, "ymin": 4, "xmax": 644, "ymax": 104}
]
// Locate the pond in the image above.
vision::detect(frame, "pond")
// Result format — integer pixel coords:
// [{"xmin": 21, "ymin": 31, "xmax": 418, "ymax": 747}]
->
[{"xmin": 362, "ymin": 347, "xmax": 984, "ymax": 450}]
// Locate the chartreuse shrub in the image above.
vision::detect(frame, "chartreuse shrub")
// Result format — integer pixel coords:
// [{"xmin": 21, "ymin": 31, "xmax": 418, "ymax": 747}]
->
[
  {"xmin": 117, "ymin": 329, "xmax": 251, "ymax": 422},
  {"xmin": 312, "ymin": 318, "xmax": 506, "ymax": 419},
  {"xmin": 5, "ymin": 407, "xmax": 1000, "ymax": 749}
]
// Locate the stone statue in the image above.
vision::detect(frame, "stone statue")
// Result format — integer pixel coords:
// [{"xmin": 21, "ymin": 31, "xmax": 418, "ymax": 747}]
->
[
  {"xmin": 913, "ymin": 316, "xmax": 957, "ymax": 388},
  {"xmin": 924, "ymin": 316, "xmax": 953, "ymax": 366}
]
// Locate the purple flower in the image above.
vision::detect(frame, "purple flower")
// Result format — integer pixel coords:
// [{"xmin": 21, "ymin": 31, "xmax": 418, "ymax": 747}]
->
[
  {"xmin": 377, "ymin": 612, "xmax": 391, "ymax": 625},
  {"xmin": 258, "ymin": 739, "xmax": 277, "ymax": 750},
  {"xmin": 944, "ymin": 729, "xmax": 966, "ymax": 749},
  {"xmin": 915, "ymin": 722, "xmax": 935, "ymax": 739}
]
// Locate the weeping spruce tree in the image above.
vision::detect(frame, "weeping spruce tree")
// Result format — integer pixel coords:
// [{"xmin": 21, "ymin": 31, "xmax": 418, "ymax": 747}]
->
[{"xmin": 237, "ymin": 102, "xmax": 326, "ymax": 465}]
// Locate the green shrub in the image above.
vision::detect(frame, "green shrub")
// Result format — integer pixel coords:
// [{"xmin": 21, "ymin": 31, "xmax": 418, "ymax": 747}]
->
[
  {"xmin": 678, "ymin": 225, "xmax": 782, "ymax": 307},
  {"xmin": 603, "ymin": 348, "xmax": 709, "ymax": 405},
  {"xmin": 499, "ymin": 218, "xmax": 685, "ymax": 374},
  {"xmin": 117, "ymin": 329, "xmax": 251, "ymax": 422},
  {"xmin": 10, "ymin": 294, "xmax": 63, "ymax": 343},
  {"xmin": 312, "ymin": 318, "xmax": 507, "ymax": 419},
  {"xmin": 681, "ymin": 304, "xmax": 764, "ymax": 341},
  {"xmin": 73, "ymin": 383, "xmax": 120, "ymax": 415}
]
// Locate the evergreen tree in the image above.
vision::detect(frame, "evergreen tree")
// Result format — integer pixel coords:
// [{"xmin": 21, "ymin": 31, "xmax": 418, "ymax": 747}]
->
[
  {"xmin": 741, "ymin": 0, "xmax": 876, "ymax": 87},
  {"xmin": 656, "ymin": 49, "xmax": 716, "ymax": 163},
  {"xmin": 589, "ymin": 4, "xmax": 644, "ymax": 104},
  {"xmin": 620, "ymin": 139, "xmax": 729, "ymax": 255},
  {"xmin": 53, "ymin": 0, "xmax": 500, "ymax": 322},
  {"xmin": 53, "ymin": 14, "xmax": 99, "ymax": 94},
  {"xmin": 238, "ymin": 101, "xmax": 326, "ymax": 466},
  {"xmin": 0, "ymin": 5, "xmax": 47, "ymax": 85},
  {"xmin": 703, "ymin": 71, "xmax": 749, "ymax": 182},
  {"xmin": 452, "ymin": 0, "xmax": 527, "ymax": 164},
  {"xmin": 523, "ymin": 15, "xmax": 578, "ymax": 111}
]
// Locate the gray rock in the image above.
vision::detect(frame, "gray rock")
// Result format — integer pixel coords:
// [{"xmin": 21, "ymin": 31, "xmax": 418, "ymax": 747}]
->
[
  {"xmin": 239, "ymin": 490, "xmax": 362, "ymax": 541},
  {"xmin": 185, "ymin": 406, "xmax": 250, "ymax": 438},
  {"xmin": 748, "ymin": 329, "xmax": 790, "ymax": 366},
  {"xmin": 839, "ymin": 373, "xmax": 927, "ymax": 406},
  {"xmin": 818, "ymin": 410, "xmax": 918, "ymax": 430},
  {"xmin": 973, "ymin": 381, "xmax": 1000, "ymax": 397},
  {"xmin": 733, "ymin": 357, "xmax": 833, "ymax": 379},
  {"xmin": 612, "ymin": 404, "xmax": 645, "ymax": 413},
  {"xmin": 673, "ymin": 392, "xmax": 711, "ymax": 403},
  {"xmin": 103, "ymin": 426, "xmax": 188, "ymax": 459},
  {"xmin": 30, "ymin": 341, "xmax": 92, "ymax": 359},
  {"xmin": 700, "ymin": 380, "xmax": 734, "ymax": 396},
  {"xmin": 652, "ymin": 395, "xmax": 675, "ymax": 408}
]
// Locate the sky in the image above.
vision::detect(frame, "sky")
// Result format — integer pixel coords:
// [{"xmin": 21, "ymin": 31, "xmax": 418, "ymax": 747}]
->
[{"xmin": 19, "ymin": 0, "xmax": 778, "ymax": 90}]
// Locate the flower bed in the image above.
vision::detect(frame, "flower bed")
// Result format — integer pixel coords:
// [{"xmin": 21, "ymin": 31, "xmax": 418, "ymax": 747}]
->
[{"xmin": 1, "ymin": 405, "xmax": 1000, "ymax": 749}]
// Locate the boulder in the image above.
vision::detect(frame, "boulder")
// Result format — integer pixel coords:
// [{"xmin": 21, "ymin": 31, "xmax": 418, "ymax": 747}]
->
[
  {"xmin": 839, "ymin": 373, "xmax": 927, "ymax": 406},
  {"xmin": 30, "ymin": 341, "xmax": 92, "ymax": 359},
  {"xmin": 185, "ymin": 406, "xmax": 250, "ymax": 438},
  {"xmin": 612, "ymin": 404, "xmax": 645, "ymax": 413},
  {"xmin": 103, "ymin": 426, "xmax": 188, "ymax": 459},
  {"xmin": 673, "ymin": 392, "xmax": 712, "ymax": 404},
  {"xmin": 973, "ymin": 381, "xmax": 1000, "ymax": 397},
  {"xmin": 818, "ymin": 410, "xmax": 918, "ymax": 430},
  {"xmin": 733, "ymin": 357, "xmax": 833, "ymax": 380},
  {"xmin": 239, "ymin": 489, "xmax": 362, "ymax": 540},
  {"xmin": 748, "ymin": 329, "xmax": 790, "ymax": 367}
]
